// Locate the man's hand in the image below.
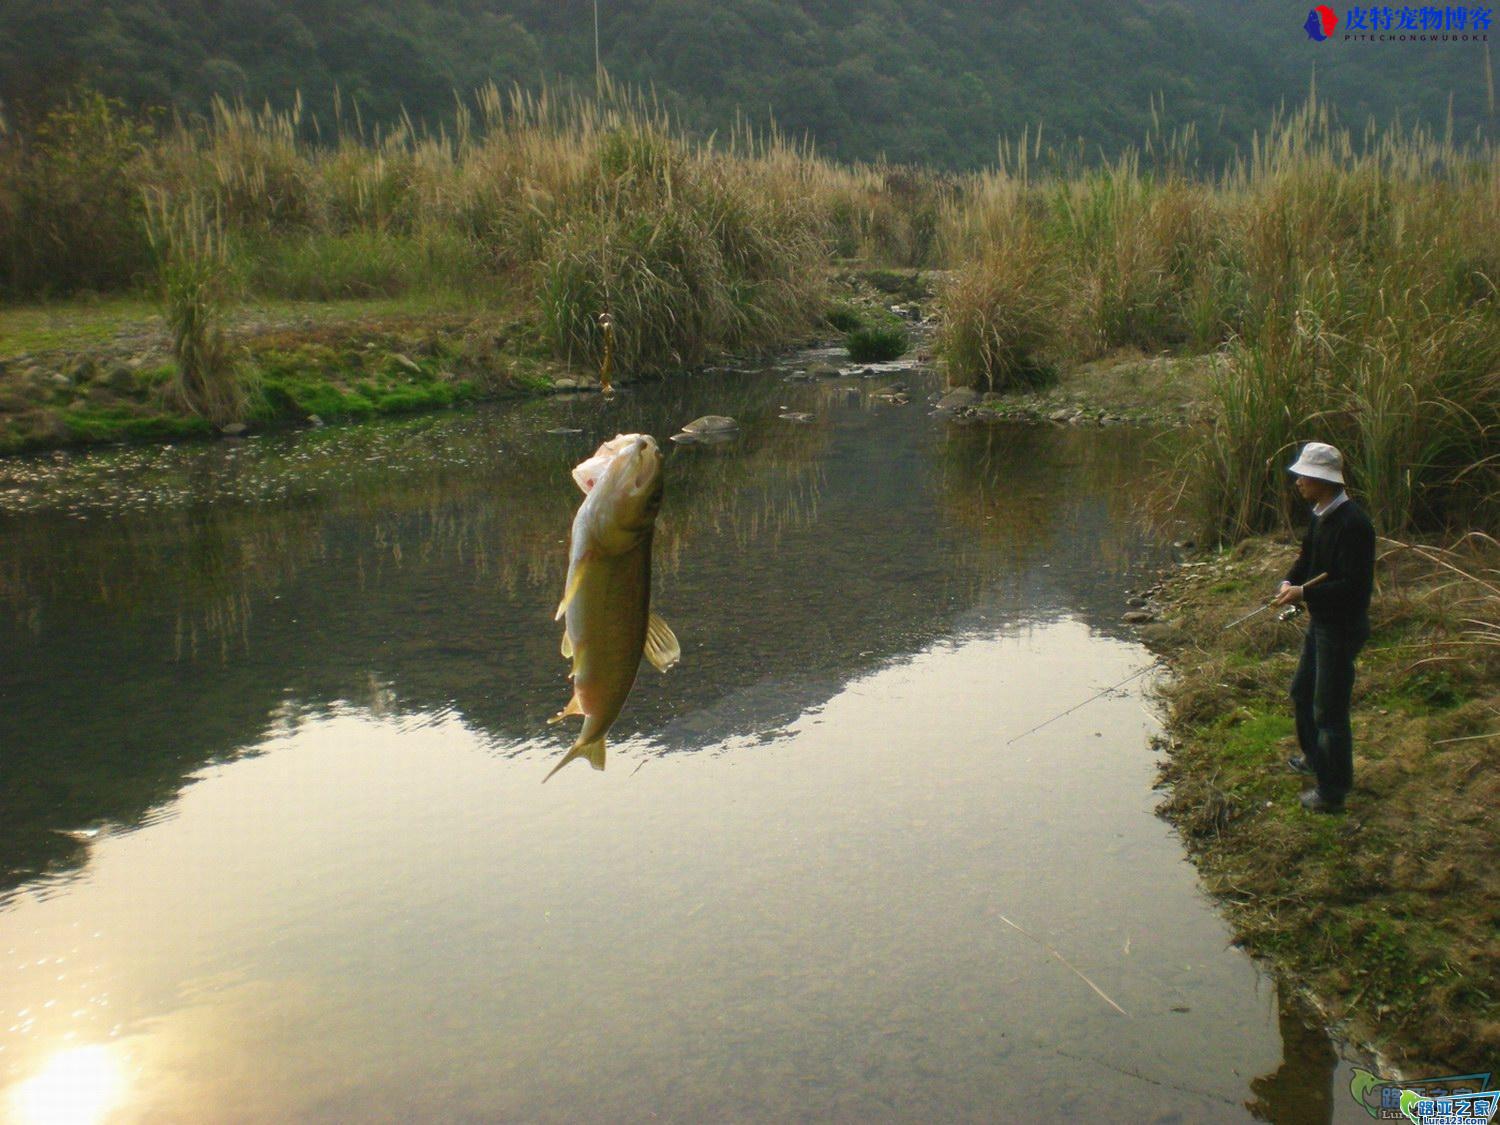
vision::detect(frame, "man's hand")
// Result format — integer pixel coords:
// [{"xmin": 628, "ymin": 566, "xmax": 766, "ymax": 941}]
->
[{"xmin": 1271, "ymin": 581, "xmax": 1304, "ymax": 608}]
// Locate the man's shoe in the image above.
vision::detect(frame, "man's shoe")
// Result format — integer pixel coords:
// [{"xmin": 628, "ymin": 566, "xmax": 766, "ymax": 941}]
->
[
  {"xmin": 1300, "ymin": 789, "xmax": 1344, "ymax": 814},
  {"xmin": 1287, "ymin": 755, "xmax": 1314, "ymax": 776}
]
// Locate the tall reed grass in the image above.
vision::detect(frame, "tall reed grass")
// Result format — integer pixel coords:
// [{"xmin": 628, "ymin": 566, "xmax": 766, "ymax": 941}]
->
[
  {"xmin": 145, "ymin": 191, "xmax": 246, "ymax": 426},
  {"xmin": 937, "ymin": 97, "xmax": 1497, "ymax": 538},
  {"xmin": 1, "ymin": 80, "xmax": 858, "ymax": 372}
]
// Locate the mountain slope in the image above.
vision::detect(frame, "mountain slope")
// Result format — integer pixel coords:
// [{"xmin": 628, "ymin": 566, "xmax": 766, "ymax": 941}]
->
[{"xmin": 0, "ymin": 0, "xmax": 1491, "ymax": 167}]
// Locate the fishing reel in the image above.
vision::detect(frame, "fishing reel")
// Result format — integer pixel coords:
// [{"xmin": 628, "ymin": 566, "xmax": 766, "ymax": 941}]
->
[{"xmin": 1276, "ymin": 604, "xmax": 1303, "ymax": 623}]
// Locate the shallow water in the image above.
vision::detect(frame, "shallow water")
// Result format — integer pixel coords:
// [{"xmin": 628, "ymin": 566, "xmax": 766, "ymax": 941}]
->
[{"xmin": 1, "ymin": 358, "xmax": 1369, "ymax": 1121}]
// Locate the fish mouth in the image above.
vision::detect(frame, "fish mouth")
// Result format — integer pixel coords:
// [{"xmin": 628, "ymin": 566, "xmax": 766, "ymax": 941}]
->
[
  {"xmin": 607, "ymin": 436, "xmax": 659, "ymax": 497},
  {"xmin": 572, "ymin": 433, "xmax": 659, "ymax": 496},
  {"xmin": 627, "ymin": 439, "xmax": 660, "ymax": 495}
]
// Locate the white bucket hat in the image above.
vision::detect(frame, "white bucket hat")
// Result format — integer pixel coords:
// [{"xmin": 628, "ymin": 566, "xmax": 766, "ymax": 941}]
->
[{"xmin": 1287, "ymin": 441, "xmax": 1345, "ymax": 485}]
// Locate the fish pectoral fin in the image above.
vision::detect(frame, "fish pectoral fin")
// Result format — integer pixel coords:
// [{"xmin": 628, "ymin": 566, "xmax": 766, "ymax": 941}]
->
[
  {"xmin": 560, "ymin": 630, "xmax": 574, "ymax": 660},
  {"xmin": 554, "ymin": 557, "xmax": 591, "ymax": 621},
  {"xmin": 548, "ymin": 693, "xmax": 584, "ymax": 725},
  {"xmin": 644, "ymin": 612, "xmax": 681, "ymax": 673},
  {"xmin": 542, "ymin": 735, "xmax": 606, "ymax": 782}
]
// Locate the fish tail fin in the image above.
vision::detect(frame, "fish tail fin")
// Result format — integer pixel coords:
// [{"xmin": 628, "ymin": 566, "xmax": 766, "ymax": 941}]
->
[{"xmin": 543, "ymin": 735, "xmax": 606, "ymax": 783}]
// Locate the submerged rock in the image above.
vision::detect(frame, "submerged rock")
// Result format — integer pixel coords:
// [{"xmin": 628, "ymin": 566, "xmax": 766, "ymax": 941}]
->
[
  {"xmin": 778, "ymin": 412, "xmax": 815, "ymax": 423},
  {"xmin": 805, "ymin": 362, "xmax": 841, "ymax": 378},
  {"xmin": 679, "ymin": 415, "xmax": 739, "ymax": 435}
]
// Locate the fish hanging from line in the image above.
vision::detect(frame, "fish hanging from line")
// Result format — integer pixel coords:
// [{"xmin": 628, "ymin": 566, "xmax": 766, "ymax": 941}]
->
[{"xmin": 547, "ymin": 433, "xmax": 679, "ymax": 780}]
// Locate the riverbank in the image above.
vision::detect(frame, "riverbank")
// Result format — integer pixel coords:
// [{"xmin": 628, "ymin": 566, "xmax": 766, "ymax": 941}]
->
[
  {"xmin": 1138, "ymin": 534, "xmax": 1499, "ymax": 1073},
  {"xmin": 966, "ymin": 348, "xmax": 1216, "ymax": 428},
  {"xmin": 0, "ymin": 270, "xmax": 928, "ymax": 455},
  {"xmin": 0, "ymin": 294, "xmax": 581, "ymax": 453}
]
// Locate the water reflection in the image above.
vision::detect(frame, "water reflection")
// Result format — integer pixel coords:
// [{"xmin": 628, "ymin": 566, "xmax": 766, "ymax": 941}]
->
[
  {"xmin": 0, "ymin": 368, "xmax": 1164, "ymax": 899},
  {"xmin": 0, "ymin": 357, "xmax": 1353, "ymax": 1120},
  {"xmin": 6, "ymin": 1045, "xmax": 124, "ymax": 1125},
  {"xmin": 1247, "ymin": 995, "xmax": 1341, "ymax": 1124}
]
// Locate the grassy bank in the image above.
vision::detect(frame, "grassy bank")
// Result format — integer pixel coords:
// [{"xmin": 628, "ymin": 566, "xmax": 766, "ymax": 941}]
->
[
  {"xmin": 1146, "ymin": 534, "xmax": 1499, "ymax": 1072},
  {"xmin": 0, "ymin": 296, "xmax": 558, "ymax": 453}
]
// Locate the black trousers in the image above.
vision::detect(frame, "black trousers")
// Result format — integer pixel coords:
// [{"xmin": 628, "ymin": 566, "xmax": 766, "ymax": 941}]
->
[{"xmin": 1289, "ymin": 619, "xmax": 1368, "ymax": 801}]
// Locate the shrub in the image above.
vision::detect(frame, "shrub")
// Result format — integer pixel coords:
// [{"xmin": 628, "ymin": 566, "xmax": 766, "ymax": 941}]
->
[
  {"xmin": 0, "ymin": 89, "xmax": 154, "ymax": 298},
  {"xmin": 846, "ymin": 324, "xmax": 909, "ymax": 362}
]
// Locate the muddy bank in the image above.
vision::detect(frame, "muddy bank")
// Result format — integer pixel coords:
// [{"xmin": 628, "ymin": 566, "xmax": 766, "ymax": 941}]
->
[{"xmin": 1136, "ymin": 534, "xmax": 1499, "ymax": 1073}]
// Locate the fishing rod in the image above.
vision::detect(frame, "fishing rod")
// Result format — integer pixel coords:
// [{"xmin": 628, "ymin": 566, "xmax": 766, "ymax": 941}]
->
[
  {"xmin": 1007, "ymin": 572, "xmax": 1330, "ymax": 744},
  {"xmin": 1220, "ymin": 571, "xmax": 1327, "ymax": 632}
]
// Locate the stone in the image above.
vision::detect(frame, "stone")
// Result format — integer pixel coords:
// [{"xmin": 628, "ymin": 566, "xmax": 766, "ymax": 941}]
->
[
  {"xmin": 679, "ymin": 415, "xmax": 738, "ymax": 434},
  {"xmin": 103, "ymin": 364, "xmax": 136, "ymax": 393},
  {"xmin": 220, "ymin": 422, "xmax": 249, "ymax": 437},
  {"xmin": 936, "ymin": 388, "xmax": 979, "ymax": 412},
  {"xmin": 552, "ymin": 377, "xmax": 581, "ymax": 390},
  {"xmin": 62, "ymin": 356, "xmax": 96, "ymax": 383},
  {"xmin": 391, "ymin": 352, "xmax": 422, "ymax": 373},
  {"xmin": 1048, "ymin": 409, "xmax": 1072, "ymax": 423},
  {"xmin": 306, "ymin": 414, "xmax": 324, "ymax": 427},
  {"xmin": 1122, "ymin": 610, "xmax": 1156, "ymax": 624}
]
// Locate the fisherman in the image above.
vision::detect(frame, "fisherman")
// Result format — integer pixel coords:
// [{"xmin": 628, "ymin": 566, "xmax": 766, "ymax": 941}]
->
[{"xmin": 1271, "ymin": 442, "xmax": 1376, "ymax": 813}]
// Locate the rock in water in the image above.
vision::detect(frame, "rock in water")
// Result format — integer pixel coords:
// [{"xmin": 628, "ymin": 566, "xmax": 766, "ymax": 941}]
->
[
  {"xmin": 680, "ymin": 415, "xmax": 738, "ymax": 434},
  {"xmin": 935, "ymin": 388, "xmax": 980, "ymax": 412},
  {"xmin": 673, "ymin": 415, "xmax": 740, "ymax": 444}
]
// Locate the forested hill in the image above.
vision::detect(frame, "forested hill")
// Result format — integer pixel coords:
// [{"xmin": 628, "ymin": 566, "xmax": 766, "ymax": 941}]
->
[{"xmin": 1, "ymin": 0, "xmax": 1492, "ymax": 168}]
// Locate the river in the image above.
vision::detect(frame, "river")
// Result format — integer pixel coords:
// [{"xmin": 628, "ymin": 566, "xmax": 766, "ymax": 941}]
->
[{"xmin": 0, "ymin": 353, "xmax": 1370, "ymax": 1122}]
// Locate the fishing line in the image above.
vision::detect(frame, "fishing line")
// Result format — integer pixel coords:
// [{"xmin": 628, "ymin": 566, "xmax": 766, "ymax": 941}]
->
[
  {"xmin": 581, "ymin": 2, "xmax": 618, "ymax": 395},
  {"xmin": 1009, "ymin": 572, "xmax": 1330, "ymax": 743},
  {"xmin": 1005, "ymin": 661, "xmax": 1164, "ymax": 745}
]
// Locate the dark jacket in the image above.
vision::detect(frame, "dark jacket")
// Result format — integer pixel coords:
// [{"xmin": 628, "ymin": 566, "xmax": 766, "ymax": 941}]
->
[{"xmin": 1285, "ymin": 497, "xmax": 1376, "ymax": 632}]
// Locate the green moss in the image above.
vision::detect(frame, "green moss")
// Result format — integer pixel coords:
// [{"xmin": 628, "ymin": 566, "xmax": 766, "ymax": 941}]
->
[{"xmin": 61, "ymin": 406, "xmax": 212, "ymax": 444}]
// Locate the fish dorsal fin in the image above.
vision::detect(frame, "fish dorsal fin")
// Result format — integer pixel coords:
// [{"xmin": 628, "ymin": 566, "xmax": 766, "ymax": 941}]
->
[
  {"xmin": 560, "ymin": 630, "xmax": 574, "ymax": 660},
  {"xmin": 554, "ymin": 556, "xmax": 590, "ymax": 621},
  {"xmin": 644, "ymin": 612, "xmax": 680, "ymax": 672}
]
